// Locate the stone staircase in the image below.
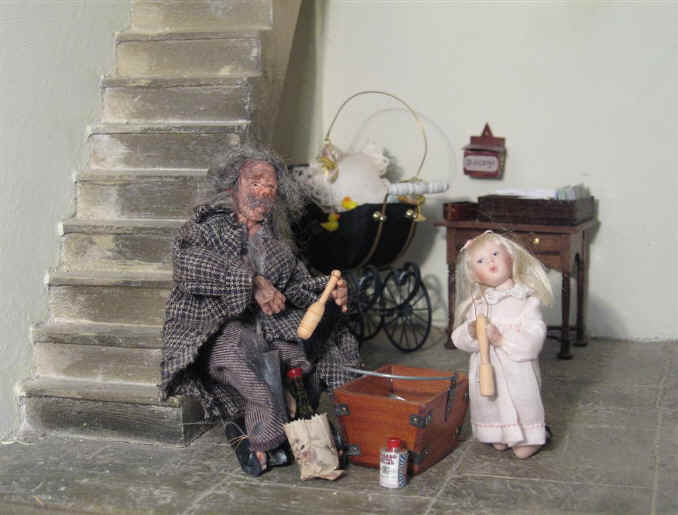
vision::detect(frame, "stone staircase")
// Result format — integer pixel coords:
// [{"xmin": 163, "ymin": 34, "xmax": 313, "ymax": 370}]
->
[{"xmin": 18, "ymin": 0, "xmax": 300, "ymax": 445}]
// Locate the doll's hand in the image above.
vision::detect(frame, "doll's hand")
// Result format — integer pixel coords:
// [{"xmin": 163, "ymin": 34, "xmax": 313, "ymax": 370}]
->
[
  {"xmin": 254, "ymin": 275, "xmax": 286, "ymax": 315},
  {"xmin": 486, "ymin": 323, "xmax": 503, "ymax": 347},
  {"xmin": 467, "ymin": 320, "xmax": 477, "ymax": 339},
  {"xmin": 331, "ymin": 278, "xmax": 348, "ymax": 313},
  {"xmin": 467, "ymin": 320, "xmax": 502, "ymax": 346}
]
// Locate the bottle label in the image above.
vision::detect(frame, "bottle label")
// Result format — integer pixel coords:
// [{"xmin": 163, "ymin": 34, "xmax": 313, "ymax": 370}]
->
[{"xmin": 379, "ymin": 449, "xmax": 408, "ymax": 488}]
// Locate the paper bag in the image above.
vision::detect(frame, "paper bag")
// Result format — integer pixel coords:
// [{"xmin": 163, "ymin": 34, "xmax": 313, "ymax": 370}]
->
[{"xmin": 283, "ymin": 413, "xmax": 344, "ymax": 480}]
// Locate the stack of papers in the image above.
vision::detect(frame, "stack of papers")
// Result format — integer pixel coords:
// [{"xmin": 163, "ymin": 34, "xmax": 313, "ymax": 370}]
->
[
  {"xmin": 495, "ymin": 184, "xmax": 589, "ymax": 200},
  {"xmin": 495, "ymin": 188, "xmax": 557, "ymax": 199}
]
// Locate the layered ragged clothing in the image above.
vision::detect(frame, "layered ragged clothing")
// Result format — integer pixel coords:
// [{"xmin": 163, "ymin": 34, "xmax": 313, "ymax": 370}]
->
[
  {"xmin": 160, "ymin": 202, "xmax": 359, "ymax": 450},
  {"xmin": 452, "ymin": 283, "xmax": 547, "ymax": 447}
]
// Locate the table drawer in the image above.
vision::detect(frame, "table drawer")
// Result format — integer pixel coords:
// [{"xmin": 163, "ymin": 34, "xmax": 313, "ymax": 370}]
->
[
  {"xmin": 453, "ymin": 230, "xmax": 561, "ymax": 255},
  {"xmin": 538, "ymin": 253, "xmax": 562, "ymax": 271},
  {"xmin": 512, "ymin": 232, "xmax": 562, "ymax": 254}
]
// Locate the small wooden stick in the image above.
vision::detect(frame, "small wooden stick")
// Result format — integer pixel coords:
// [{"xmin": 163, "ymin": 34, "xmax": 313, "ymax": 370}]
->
[
  {"xmin": 297, "ymin": 270, "xmax": 341, "ymax": 340},
  {"xmin": 477, "ymin": 314, "xmax": 495, "ymax": 397}
]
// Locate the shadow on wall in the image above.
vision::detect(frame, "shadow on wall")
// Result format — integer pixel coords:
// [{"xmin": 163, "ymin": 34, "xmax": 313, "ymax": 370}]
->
[
  {"xmin": 585, "ymin": 291, "xmax": 630, "ymax": 341},
  {"xmin": 540, "ymin": 274, "xmax": 627, "ymax": 343},
  {"xmin": 274, "ymin": 0, "xmax": 328, "ymax": 163},
  {"xmin": 381, "ymin": 111, "xmax": 459, "ymax": 328},
  {"xmin": 391, "ymin": 109, "xmax": 460, "ymax": 265}
]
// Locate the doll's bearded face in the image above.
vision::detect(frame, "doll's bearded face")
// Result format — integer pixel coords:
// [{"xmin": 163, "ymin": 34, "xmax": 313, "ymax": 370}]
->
[
  {"xmin": 468, "ymin": 240, "xmax": 514, "ymax": 290},
  {"xmin": 235, "ymin": 161, "xmax": 278, "ymax": 223}
]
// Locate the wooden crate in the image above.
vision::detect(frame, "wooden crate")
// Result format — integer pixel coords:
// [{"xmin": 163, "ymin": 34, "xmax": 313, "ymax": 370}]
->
[
  {"xmin": 334, "ymin": 364, "xmax": 468, "ymax": 475},
  {"xmin": 478, "ymin": 195, "xmax": 595, "ymax": 225}
]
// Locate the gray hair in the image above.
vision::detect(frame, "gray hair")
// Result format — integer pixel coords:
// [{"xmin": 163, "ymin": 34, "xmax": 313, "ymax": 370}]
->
[{"xmin": 203, "ymin": 144, "xmax": 308, "ymax": 248}]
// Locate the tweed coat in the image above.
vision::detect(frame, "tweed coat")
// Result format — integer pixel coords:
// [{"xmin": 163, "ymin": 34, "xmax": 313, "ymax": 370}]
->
[{"xmin": 160, "ymin": 202, "xmax": 359, "ymax": 420}]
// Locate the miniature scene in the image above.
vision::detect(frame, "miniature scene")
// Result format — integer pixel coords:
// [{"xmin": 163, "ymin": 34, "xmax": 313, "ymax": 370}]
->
[{"xmin": 1, "ymin": 1, "xmax": 676, "ymax": 514}]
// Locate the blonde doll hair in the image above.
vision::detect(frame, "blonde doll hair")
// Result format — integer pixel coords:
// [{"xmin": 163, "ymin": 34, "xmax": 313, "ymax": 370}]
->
[{"xmin": 453, "ymin": 231, "xmax": 553, "ymax": 329}]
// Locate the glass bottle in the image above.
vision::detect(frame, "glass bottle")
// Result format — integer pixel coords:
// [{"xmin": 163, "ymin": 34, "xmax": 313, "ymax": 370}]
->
[{"xmin": 286, "ymin": 367, "xmax": 314, "ymax": 420}]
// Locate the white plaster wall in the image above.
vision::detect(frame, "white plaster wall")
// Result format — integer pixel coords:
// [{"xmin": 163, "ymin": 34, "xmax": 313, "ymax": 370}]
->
[
  {"xmin": 278, "ymin": 0, "xmax": 678, "ymax": 341},
  {"xmin": 0, "ymin": 1, "xmax": 129, "ymax": 439}
]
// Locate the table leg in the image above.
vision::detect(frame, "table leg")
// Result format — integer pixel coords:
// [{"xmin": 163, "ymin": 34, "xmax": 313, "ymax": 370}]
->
[
  {"xmin": 575, "ymin": 250, "xmax": 589, "ymax": 346},
  {"xmin": 445, "ymin": 263, "xmax": 457, "ymax": 349},
  {"xmin": 558, "ymin": 271, "xmax": 573, "ymax": 359}
]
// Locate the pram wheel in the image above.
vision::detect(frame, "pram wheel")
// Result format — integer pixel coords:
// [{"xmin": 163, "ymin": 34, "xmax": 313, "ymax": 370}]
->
[
  {"xmin": 380, "ymin": 262, "xmax": 432, "ymax": 352},
  {"xmin": 347, "ymin": 310, "xmax": 383, "ymax": 344},
  {"xmin": 345, "ymin": 266, "xmax": 383, "ymax": 342}
]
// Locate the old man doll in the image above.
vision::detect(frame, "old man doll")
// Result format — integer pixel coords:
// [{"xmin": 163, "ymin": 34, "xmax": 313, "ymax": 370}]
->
[{"xmin": 160, "ymin": 145, "xmax": 359, "ymax": 476}]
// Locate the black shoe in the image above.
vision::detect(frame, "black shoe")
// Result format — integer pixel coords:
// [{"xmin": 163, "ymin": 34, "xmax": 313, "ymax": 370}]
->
[
  {"xmin": 224, "ymin": 420, "xmax": 264, "ymax": 477},
  {"xmin": 267, "ymin": 444, "xmax": 292, "ymax": 467}
]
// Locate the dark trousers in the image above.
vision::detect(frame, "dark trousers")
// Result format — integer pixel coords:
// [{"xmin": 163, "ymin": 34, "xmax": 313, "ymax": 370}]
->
[{"xmin": 206, "ymin": 323, "xmax": 309, "ymax": 452}]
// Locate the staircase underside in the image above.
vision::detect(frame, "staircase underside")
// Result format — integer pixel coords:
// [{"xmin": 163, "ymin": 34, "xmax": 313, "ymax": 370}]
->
[{"xmin": 18, "ymin": 0, "xmax": 301, "ymax": 446}]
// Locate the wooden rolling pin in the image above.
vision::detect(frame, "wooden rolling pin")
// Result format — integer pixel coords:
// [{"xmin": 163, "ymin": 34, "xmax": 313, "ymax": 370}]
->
[
  {"xmin": 297, "ymin": 270, "xmax": 341, "ymax": 340},
  {"xmin": 476, "ymin": 314, "xmax": 495, "ymax": 397}
]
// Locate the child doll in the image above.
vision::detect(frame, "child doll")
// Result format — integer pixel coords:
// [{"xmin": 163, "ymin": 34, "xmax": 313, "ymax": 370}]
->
[{"xmin": 451, "ymin": 230, "xmax": 553, "ymax": 459}]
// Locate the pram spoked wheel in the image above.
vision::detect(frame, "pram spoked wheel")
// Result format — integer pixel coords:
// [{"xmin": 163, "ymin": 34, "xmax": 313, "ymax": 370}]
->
[
  {"xmin": 344, "ymin": 262, "xmax": 432, "ymax": 352},
  {"xmin": 345, "ymin": 266, "xmax": 383, "ymax": 343},
  {"xmin": 380, "ymin": 262, "xmax": 432, "ymax": 352}
]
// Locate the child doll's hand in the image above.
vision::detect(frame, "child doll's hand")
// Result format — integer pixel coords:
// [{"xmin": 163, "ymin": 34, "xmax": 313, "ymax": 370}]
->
[
  {"xmin": 486, "ymin": 323, "xmax": 503, "ymax": 347},
  {"xmin": 468, "ymin": 320, "xmax": 503, "ymax": 346},
  {"xmin": 467, "ymin": 320, "xmax": 477, "ymax": 339}
]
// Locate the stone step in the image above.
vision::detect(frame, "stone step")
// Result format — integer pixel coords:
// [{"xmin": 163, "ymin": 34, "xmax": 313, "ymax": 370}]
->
[
  {"xmin": 115, "ymin": 31, "xmax": 262, "ymax": 78},
  {"xmin": 19, "ymin": 377, "xmax": 208, "ymax": 445},
  {"xmin": 48, "ymin": 270, "xmax": 173, "ymax": 325},
  {"xmin": 32, "ymin": 322, "xmax": 162, "ymax": 386},
  {"xmin": 35, "ymin": 341, "xmax": 161, "ymax": 385},
  {"xmin": 130, "ymin": 0, "xmax": 272, "ymax": 33},
  {"xmin": 60, "ymin": 218, "xmax": 182, "ymax": 271},
  {"xmin": 88, "ymin": 122, "xmax": 248, "ymax": 169},
  {"xmin": 101, "ymin": 75, "xmax": 259, "ymax": 123},
  {"xmin": 76, "ymin": 169, "xmax": 206, "ymax": 219},
  {"xmin": 32, "ymin": 321, "xmax": 163, "ymax": 349}
]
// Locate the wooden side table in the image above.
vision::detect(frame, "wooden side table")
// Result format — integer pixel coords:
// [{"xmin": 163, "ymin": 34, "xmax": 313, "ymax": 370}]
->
[{"xmin": 436, "ymin": 219, "xmax": 598, "ymax": 359}]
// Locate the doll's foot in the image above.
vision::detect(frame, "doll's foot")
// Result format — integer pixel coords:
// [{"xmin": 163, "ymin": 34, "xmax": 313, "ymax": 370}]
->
[
  {"xmin": 492, "ymin": 443, "xmax": 508, "ymax": 451},
  {"xmin": 513, "ymin": 444, "xmax": 541, "ymax": 459}
]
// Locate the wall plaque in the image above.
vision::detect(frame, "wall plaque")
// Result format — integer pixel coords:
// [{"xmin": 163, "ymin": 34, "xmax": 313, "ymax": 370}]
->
[{"xmin": 463, "ymin": 123, "xmax": 506, "ymax": 179}]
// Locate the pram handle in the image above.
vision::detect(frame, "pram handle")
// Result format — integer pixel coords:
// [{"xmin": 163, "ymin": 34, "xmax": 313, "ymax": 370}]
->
[{"xmin": 323, "ymin": 90, "xmax": 428, "ymax": 180}]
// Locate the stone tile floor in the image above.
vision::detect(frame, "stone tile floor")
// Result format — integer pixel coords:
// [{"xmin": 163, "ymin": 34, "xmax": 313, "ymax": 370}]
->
[{"xmin": 1, "ymin": 329, "xmax": 676, "ymax": 514}]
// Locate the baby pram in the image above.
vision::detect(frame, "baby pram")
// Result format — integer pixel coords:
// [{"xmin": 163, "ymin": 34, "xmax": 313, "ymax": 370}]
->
[{"xmin": 294, "ymin": 91, "xmax": 446, "ymax": 352}]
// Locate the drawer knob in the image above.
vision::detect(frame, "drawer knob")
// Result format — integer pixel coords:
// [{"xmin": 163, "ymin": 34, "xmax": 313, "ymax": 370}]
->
[{"xmin": 532, "ymin": 237, "xmax": 540, "ymax": 246}]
